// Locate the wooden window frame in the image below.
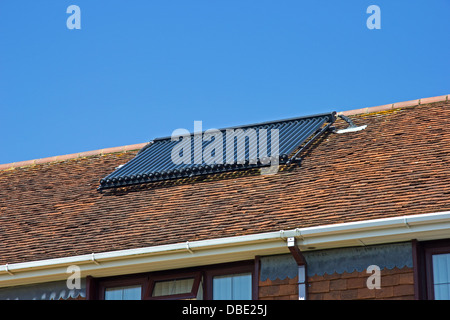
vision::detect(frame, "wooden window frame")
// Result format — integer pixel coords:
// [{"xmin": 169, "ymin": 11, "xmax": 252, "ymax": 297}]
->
[
  {"xmin": 96, "ymin": 274, "xmax": 147, "ymax": 300},
  {"xmin": 204, "ymin": 260, "xmax": 256, "ymax": 300},
  {"xmin": 87, "ymin": 259, "xmax": 259, "ymax": 300},
  {"xmin": 414, "ymin": 238, "xmax": 450, "ymax": 300},
  {"xmin": 144, "ymin": 271, "xmax": 203, "ymax": 300}
]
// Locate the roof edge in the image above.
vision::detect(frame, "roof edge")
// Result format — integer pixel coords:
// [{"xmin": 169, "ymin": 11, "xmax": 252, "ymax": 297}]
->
[
  {"xmin": 1, "ymin": 210, "xmax": 450, "ymax": 288},
  {"xmin": 0, "ymin": 143, "xmax": 147, "ymax": 171},
  {"xmin": 1, "ymin": 94, "xmax": 448, "ymax": 171},
  {"xmin": 338, "ymin": 94, "xmax": 449, "ymax": 116},
  {"xmin": 152, "ymin": 111, "xmax": 336, "ymax": 142}
]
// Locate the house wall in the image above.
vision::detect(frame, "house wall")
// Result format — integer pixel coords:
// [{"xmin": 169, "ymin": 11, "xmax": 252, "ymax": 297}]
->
[
  {"xmin": 259, "ymin": 242, "xmax": 415, "ymax": 300},
  {"xmin": 0, "ymin": 242, "xmax": 415, "ymax": 300},
  {"xmin": 0, "ymin": 279, "xmax": 85, "ymax": 300},
  {"xmin": 259, "ymin": 266, "xmax": 414, "ymax": 300}
]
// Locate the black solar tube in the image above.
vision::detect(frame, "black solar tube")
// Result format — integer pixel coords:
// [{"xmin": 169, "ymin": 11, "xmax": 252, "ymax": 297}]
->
[
  {"xmin": 266, "ymin": 121, "xmax": 285, "ymax": 157},
  {"xmin": 110, "ymin": 140, "xmax": 168, "ymax": 178},
  {"xmin": 280, "ymin": 119, "xmax": 321, "ymax": 155},
  {"xmin": 231, "ymin": 126, "xmax": 258, "ymax": 164},
  {"xmin": 150, "ymin": 142, "xmax": 185, "ymax": 173},
  {"xmin": 125, "ymin": 140, "xmax": 173, "ymax": 176},
  {"xmin": 278, "ymin": 120, "xmax": 313, "ymax": 155},
  {"xmin": 138, "ymin": 140, "xmax": 178, "ymax": 174},
  {"xmin": 287, "ymin": 121, "xmax": 333, "ymax": 164},
  {"xmin": 244, "ymin": 130, "xmax": 259, "ymax": 163},
  {"xmin": 190, "ymin": 132, "xmax": 203, "ymax": 165},
  {"xmin": 204, "ymin": 133, "xmax": 225, "ymax": 166},
  {"xmin": 278, "ymin": 120, "xmax": 307, "ymax": 151},
  {"xmin": 252, "ymin": 122, "xmax": 284, "ymax": 161},
  {"xmin": 247, "ymin": 127, "xmax": 263, "ymax": 163},
  {"xmin": 270, "ymin": 122, "xmax": 293, "ymax": 155},
  {"xmin": 281, "ymin": 117, "xmax": 326, "ymax": 155},
  {"xmin": 113, "ymin": 140, "xmax": 171, "ymax": 178}
]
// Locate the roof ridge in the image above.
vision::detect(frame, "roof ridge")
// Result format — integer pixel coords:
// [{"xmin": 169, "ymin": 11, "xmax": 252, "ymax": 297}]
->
[
  {"xmin": 338, "ymin": 94, "xmax": 449, "ymax": 116},
  {"xmin": 1, "ymin": 94, "xmax": 448, "ymax": 171},
  {"xmin": 0, "ymin": 143, "xmax": 147, "ymax": 171}
]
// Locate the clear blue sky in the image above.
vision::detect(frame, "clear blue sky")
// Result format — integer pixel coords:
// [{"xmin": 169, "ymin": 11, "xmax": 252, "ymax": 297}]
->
[{"xmin": 0, "ymin": 0, "xmax": 449, "ymax": 164}]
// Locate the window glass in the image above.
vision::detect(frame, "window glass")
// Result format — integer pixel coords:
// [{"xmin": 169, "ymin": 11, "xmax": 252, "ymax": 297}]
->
[
  {"xmin": 153, "ymin": 278, "xmax": 194, "ymax": 297},
  {"xmin": 213, "ymin": 272, "xmax": 252, "ymax": 300},
  {"xmin": 105, "ymin": 285, "xmax": 141, "ymax": 300},
  {"xmin": 432, "ymin": 253, "xmax": 450, "ymax": 300}
]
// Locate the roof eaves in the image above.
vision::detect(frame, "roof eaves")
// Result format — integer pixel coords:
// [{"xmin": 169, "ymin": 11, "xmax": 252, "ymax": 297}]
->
[{"xmin": 1, "ymin": 210, "xmax": 450, "ymax": 288}]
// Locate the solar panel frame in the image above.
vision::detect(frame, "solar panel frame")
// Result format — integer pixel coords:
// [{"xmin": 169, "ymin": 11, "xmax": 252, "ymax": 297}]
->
[{"xmin": 98, "ymin": 112, "xmax": 336, "ymax": 190}]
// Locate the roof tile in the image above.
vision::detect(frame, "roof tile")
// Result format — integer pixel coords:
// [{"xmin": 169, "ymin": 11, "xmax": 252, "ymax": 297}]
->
[{"xmin": 0, "ymin": 100, "xmax": 450, "ymax": 264}]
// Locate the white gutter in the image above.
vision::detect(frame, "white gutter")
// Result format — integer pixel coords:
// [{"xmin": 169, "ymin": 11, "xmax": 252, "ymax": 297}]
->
[{"xmin": 1, "ymin": 210, "xmax": 450, "ymax": 287}]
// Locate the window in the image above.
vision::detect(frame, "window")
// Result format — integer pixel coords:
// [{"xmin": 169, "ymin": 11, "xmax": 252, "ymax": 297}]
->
[
  {"xmin": 153, "ymin": 278, "xmax": 195, "ymax": 297},
  {"xmin": 96, "ymin": 275, "xmax": 146, "ymax": 300},
  {"xmin": 204, "ymin": 261, "xmax": 256, "ymax": 300},
  {"xmin": 88, "ymin": 260, "xmax": 257, "ymax": 300},
  {"xmin": 213, "ymin": 272, "xmax": 252, "ymax": 300},
  {"xmin": 431, "ymin": 253, "xmax": 450, "ymax": 299},
  {"xmin": 146, "ymin": 272, "xmax": 203, "ymax": 300},
  {"xmin": 414, "ymin": 239, "xmax": 450, "ymax": 300},
  {"xmin": 105, "ymin": 285, "xmax": 142, "ymax": 300}
]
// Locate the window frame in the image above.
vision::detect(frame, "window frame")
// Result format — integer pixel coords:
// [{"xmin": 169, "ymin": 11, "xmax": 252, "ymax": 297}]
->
[
  {"xmin": 144, "ymin": 271, "xmax": 203, "ymax": 300},
  {"xmin": 414, "ymin": 238, "xmax": 450, "ymax": 300},
  {"xmin": 204, "ymin": 260, "xmax": 256, "ymax": 300},
  {"xmin": 97, "ymin": 274, "xmax": 147, "ymax": 300},
  {"xmin": 87, "ymin": 259, "xmax": 258, "ymax": 300}
]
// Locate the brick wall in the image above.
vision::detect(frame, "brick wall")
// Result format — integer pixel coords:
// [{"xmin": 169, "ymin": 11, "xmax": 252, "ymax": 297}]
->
[
  {"xmin": 259, "ymin": 266, "xmax": 414, "ymax": 300},
  {"xmin": 259, "ymin": 277, "xmax": 299, "ymax": 300}
]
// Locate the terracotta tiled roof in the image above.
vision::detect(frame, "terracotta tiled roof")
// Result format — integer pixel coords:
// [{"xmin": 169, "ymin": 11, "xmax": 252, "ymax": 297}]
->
[{"xmin": 1, "ymin": 96, "xmax": 449, "ymax": 264}]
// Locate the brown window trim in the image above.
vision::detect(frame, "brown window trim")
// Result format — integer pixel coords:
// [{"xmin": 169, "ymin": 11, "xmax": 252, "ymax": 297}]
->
[
  {"xmin": 204, "ymin": 260, "xmax": 256, "ymax": 300},
  {"xmin": 97, "ymin": 274, "xmax": 147, "ymax": 300},
  {"xmin": 87, "ymin": 259, "xmax": 258, "ymax": 300},
  {"xmin": 414, "ymin": 238, "xmax": 450, "ymax": 300},
  {"xmin": 144, "ymin": 271, "xmax": 203, "ymax": 300}
]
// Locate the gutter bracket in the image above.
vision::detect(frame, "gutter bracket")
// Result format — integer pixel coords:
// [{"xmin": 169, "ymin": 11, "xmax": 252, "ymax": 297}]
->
[
  {"xmin": 287, "ymin": 237, "xmax": 307, "ymax": 300},
  {"xmin": 404, "ymin": 218, "xmax": 411, "ymax": 229},
  {"xmin": 5, "ymin": 264, "xmax": 14, "ymax": 276},
  {"xmin": 294, "ymin": 228, "xmax": 304, "ymax": 241},
  {"xmin": 186, "ymin": 241, "xmax": 194, "ymax": 254},
  {"xmin": 91, "ymin": 253, "xmax": 100, "ymax": 266}
]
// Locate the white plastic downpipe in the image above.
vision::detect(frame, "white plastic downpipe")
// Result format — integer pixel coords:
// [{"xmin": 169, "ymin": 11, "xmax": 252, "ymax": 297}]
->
[{"xmin": 287, "ymin": 237, "xmax": 307, "ymax": 300}]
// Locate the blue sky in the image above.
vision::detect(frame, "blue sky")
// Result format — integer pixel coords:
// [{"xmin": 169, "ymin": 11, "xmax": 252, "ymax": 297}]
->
[{"xmin": 0, "ymin": 0, "xmax": 449, "ymax": 164}]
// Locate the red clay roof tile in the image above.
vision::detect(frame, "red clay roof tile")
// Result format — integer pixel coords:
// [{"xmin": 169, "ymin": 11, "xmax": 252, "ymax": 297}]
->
[{"xmin": 0, "ymin": 97, "xmax": 449, "ymax": 264}]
